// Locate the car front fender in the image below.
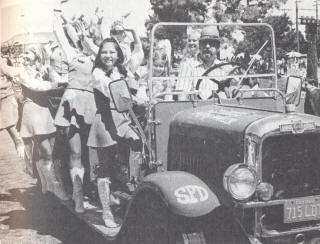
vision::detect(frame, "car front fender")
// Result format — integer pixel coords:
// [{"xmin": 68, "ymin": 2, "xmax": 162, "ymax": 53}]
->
[{"xmin": 138, "ymin": 171, "xmax": 220, "ymax": 218}]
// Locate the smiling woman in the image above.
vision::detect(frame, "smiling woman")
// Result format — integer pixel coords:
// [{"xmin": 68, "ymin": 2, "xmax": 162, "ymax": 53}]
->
[
  {"xmin": 87, "ymin": 37, "xmax": 140, "ymax": 228},
  {"xmin": 100, "ymin": 42, "xmax": 119, "ymax": 68}
]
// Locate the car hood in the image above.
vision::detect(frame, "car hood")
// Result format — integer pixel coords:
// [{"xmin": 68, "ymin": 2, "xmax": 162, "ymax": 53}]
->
[
  {"xmin": 170, "ymin": 104, "xmax": 277, "ymax": 143},
  {"xmin": 246, "ymin": 112, "xmax": 320, "ymax": 137}
]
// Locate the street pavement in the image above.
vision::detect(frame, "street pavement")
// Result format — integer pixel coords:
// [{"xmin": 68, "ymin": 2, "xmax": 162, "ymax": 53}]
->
[{"xmin": 0, "ymin": 130, "xmax": 106, "ymax": 244}]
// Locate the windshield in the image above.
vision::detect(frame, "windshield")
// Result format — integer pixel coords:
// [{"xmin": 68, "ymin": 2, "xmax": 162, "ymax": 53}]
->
[{"xmin": 149, "ymin": 23, "xmax": 277, "ymax": 100}]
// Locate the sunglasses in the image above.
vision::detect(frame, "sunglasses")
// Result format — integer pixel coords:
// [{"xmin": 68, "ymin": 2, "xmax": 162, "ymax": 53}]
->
[
  {"xmin": 110, "ymin": 29, "xmax": 124, "ymax": 35},
  {"xmin": 199, "ymin": 39, "xmax": 220, "ymax": 48},
  {"xmin": 188, "ymin": 44, "xmax": 197, "ymax": 48}
]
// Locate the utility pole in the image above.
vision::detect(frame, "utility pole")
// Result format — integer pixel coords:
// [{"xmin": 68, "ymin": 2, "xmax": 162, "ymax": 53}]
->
[
  {"xmin": 316, "ymin": 0, "xmax": 319, "ymax": 84},
  {"xmin": 296, "ymin": 0, "xmax": 300, "ymax": 52},
  {"xmin": 316, "ymin": 0, "xmax": 319, "ymax": 44},
  {"xmin": 301, "ymin": 16, "xmax": 319, "ymax": 82}
]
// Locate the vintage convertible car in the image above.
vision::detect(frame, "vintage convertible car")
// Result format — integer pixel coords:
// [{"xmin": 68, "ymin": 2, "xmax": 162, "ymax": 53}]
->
[{"xmin": 57, "ymin": 23, "xmax": 320, "ymax": 244}]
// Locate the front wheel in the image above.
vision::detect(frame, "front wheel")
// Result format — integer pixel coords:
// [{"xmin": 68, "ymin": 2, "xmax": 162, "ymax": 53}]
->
[
  {"xmin": 117, "ymin": 187, "xmax": 250, "ymax": 244},
  {"xmin": 117, "ymin": 188, "xmax": 210, "ymax": 244}
]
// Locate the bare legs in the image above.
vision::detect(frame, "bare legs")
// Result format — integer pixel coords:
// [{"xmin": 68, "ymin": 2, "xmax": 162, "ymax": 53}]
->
[
  {"xmin": 22, "ymin": 137, "xmax": 34, "ymax": 176},
  {"xmin": 6, "ymin": 125, "xmax": 24, "ymax": 159},
  {"xmin": 67, "ymin": 126, "xmax": 85, "ymax": 213},
  {"xmin": 34, "ymin": 134, "xmax": 69, "ymax": 200}
]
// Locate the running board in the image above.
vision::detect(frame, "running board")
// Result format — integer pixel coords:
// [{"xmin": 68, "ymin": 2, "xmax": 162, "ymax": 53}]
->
[{"xmin": 59, "ymin": 197, "xmax": 121, "ymax": 241}]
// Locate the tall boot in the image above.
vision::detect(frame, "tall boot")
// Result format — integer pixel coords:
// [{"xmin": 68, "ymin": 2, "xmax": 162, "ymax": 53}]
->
[
  {"xmin": 70, "ymin": 167, "xmax": 85, "ymax": 213},
  {"xmin": 127, "ymin": 150, "xmax": 142, "ymax": 192},
  {"xmin": 42, "ymin": 162, "xmax": 70, "ymax": 201},
  {"xmin": 97, "ymin": 178, "xmax": 119, "ymax": 228},
  {"xmin": 35, "ymin": 161, "xmax": 48, "ymax": 194}
]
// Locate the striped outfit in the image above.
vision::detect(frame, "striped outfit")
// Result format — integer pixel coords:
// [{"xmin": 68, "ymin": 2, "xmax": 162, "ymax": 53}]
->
[{"xmin": 177, "ymin": 59, "xmax": 228, "ymax": 99}]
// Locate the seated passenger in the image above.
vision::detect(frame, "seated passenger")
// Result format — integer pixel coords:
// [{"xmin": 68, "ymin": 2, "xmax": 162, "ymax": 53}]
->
[
  {"xmin": 176, "ymin": 30, "xmax": 201, "ymax": 99},
  {"xmin": 151, "ymin": 50, "xmax": 173, "ymax": 100}
]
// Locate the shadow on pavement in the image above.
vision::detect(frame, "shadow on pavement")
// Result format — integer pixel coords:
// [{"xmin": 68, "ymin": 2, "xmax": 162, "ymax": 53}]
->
[{"xmin": 0, "ymin": 186, "xmax": 108, "ymax": 244}]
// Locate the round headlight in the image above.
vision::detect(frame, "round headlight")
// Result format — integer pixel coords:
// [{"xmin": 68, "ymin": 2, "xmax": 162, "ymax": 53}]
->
[{"xmin": 223, "ymin": 164, "xmax": 257, "ymax": 201}]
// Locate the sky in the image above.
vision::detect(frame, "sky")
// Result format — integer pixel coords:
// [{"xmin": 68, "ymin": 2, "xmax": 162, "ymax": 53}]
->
[
  {"xmin": 0, "ymin": 0, "xmax": 151, "ymax": 43},
  {"xmin": 283, "ymin": 0, "xmax": 317, "ymax": 22}
]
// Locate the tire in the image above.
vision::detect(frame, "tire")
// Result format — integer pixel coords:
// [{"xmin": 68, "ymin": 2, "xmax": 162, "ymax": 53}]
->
[
  {"xmin": 117, "ymin": 187, "xmax": 250, "ymax": 244},
  {"xmin": 117, "ymin": 186, "xmax": 210, "ymax": 244},
  {"xmin": 117, "ymin": 188, "xmax": 173, "ymax": 244}
]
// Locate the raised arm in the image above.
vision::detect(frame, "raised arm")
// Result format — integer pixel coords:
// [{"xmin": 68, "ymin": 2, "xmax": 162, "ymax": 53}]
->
[
  {"xmin": 98, "ymin": 10, "xmax": 110, "ymax": 40},
  {"xmin": 53, "ymin": 13, "xmax": 77, "ymax": 63},
  {"xmin": 0, "ymin": 57, "xmax": 23, "ymax": 78},
  {"xmin": 82, "ymin": 36, "xmax": 99, "ymax": 55},
  {"xmin": 73, "ymin": 21, "xmax": 99, "ymax": 55},
  {"xmin": 1, "ymin": 58, "xmax": 58, "ymax": 91},
  {"xmin": 124, "ymin": 29, "xmax": 144, "ymax": 73},
  {"xmin": 19, "ymin": 73, "xmax": 59, "ymax": 91}
]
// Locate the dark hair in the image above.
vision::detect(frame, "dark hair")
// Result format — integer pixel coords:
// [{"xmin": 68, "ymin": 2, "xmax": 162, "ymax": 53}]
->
[{"xmin": 92, "ymin": 38, "xmax": 127, "ymax": 77}]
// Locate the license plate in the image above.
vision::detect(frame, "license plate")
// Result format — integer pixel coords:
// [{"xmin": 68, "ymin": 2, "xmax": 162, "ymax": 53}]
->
[{"xmin": 284, "ymin": 196, "xmax": 320, "ymax": 223}]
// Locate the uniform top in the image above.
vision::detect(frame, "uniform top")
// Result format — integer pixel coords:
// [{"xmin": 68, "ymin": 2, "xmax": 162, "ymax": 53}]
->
[
  {"xmin": 92, "ymin": 66, "xmax": 124, "ymax": 98},
  {"xmin": 92, "ymin": 66, "xmax": 139, "ymax": 107},
  {"xmin": 67, "ymin": 55, "xmax": 94, "ymax": 90},
  {"xmin": 0, "ymin": 62, "xmax": 57, "ymax": 105}
]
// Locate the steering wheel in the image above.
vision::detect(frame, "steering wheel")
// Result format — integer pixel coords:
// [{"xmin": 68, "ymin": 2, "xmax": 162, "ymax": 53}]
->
[{"xmin": 195, "ymin": 62, "xmax": 247, "ymax": 100}]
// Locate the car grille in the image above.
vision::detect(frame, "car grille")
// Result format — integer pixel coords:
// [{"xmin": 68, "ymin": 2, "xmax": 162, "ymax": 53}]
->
[
  {"xmin": 167, "ymin": 135, "xmax": 241, "ymax": 188},
  {"xmin": 261, "ymin": 133, "xmax": 320, "ymax": 229},
  {"xmin": 168, "ymin": 135, "xmax": 211, "ymax": 181},
  {"xmin": 262, "ymin": 133, "xmax": 320, "ymax": 199}
]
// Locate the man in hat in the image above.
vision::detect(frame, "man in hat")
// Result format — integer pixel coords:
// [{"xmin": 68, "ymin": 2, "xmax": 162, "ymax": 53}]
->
[{"xmin": 178, "ymin": 25, "xmax": 230, "ymax": 99}]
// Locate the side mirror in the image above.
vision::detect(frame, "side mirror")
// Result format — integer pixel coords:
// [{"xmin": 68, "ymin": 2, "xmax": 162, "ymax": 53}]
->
[
  {"xmin": 109, "ymin": 79, "xmax": 133, "ymax": 112},
  {"xmin": 285, "ymin": 76, "xmax": 302, "ymax": 105}
]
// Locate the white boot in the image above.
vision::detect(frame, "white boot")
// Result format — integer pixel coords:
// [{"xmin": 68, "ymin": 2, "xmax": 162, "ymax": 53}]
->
[
  {"xmin": 97, "ymin": 178, "xmax": 119, "ymax": 228},
  {"xmin": 70, "ymin": 167, "xmax": 85, "ymax": 213},
  {"xmin": 42, "ymin": 162, "xmax": 70, "ymax": 201}
]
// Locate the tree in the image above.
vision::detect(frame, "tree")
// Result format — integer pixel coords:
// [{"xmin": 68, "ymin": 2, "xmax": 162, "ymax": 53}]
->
[
  {"xmin": 212, "ymin": 0, "xmax": 287, "ymax": 23},
  {"xmin": 146, "ymin": 0, "xmax": 292, "ymax": 64},
  {"xmin": 262, "ymin": 14, "xmax": 308, "ymax": 57}
]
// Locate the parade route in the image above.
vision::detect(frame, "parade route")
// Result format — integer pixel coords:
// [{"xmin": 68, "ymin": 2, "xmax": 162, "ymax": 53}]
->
[{"xmin": 0, "ymin": 130, "xmax": 106, "ymax": 244}]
